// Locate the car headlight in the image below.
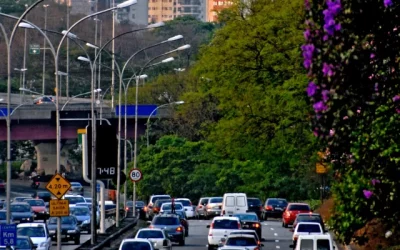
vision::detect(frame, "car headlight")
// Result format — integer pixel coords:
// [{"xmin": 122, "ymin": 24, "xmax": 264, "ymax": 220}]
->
[
  {"xmin": 49, "ymin": 230, "xmax": 56, "ymax": 234},
  {"xmin": 83, "ymin": 219, "xmax": 90, "ymax": 224},
  {"xmin": 39, "ymin": 242, "xmax": 47, "ymax": 247},
  {"xmin": 67, "ymin": 230, "xmax": 76, "ymax": 233}
]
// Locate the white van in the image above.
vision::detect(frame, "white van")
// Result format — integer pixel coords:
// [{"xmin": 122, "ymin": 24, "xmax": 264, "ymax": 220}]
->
[
  {"xmin": 221, "ymin": 193, "xmax": 248, "ymax": 216},
  {"xmin": 290, "ymin": 234, "xmax": 335, "ymax": 250}
]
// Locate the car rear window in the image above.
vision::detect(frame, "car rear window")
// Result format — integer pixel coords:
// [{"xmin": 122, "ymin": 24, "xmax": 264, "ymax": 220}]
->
[
  {"xmin": 267, "ymin": 199, "xmax": 288, "ymax": 206},
  {"xmin": 213, "ymin": 219, "xmax": 239, "ymax": 229},
  {"xmin": 226, "ymin": 237, "xmax": 257, "ymax": 246},
  {"xmin": 25, "ymin": 200, "xmax": 45, "ymax": 206},
  {"xmin": 153, "ymin": 217, "xmax": 179, "ymax": 225},
  {"xmin": 209, "ymin": 197, "xmax": 223, "ymax": 203},
  {"xmin": 289, "ymin": 204, "xmax": 310, "ymax": 211},
  {"xmin": 152, "ymin": 196, "xmax": 171, "ymax": 203},
  {"xmin": 162, "ymin": 203, "xmax": 183, "ymax": 210},
  {"xmin": 297, "ymin": 215, "xmax": 322, "ymax": 222},
  {"xmin": 230, "ymin": 232, "xmax": 259, "ymax": 240},
  {"xmin": 297, "ymin": 224, "xmax": 322, "ymax": 233},
  {"xmin": 247, "ymin": 199, "xmax": 261, "ymax": 206},
  {"xmin": 300, "ymin": 239, "xmax": 313, "ymax": 249},
  {"xmin": 65, "ymin": 196, "xmax": 86, "ymax": 204},
  {"xmin": 11, "ymin": 204, "xmax": 30, "ymax": 212},
  {"xmin": 317, "ymin": 239, "xmax": 331, "ymax": 250},
  {"xmin": 200, "ymin": 198, "xmax": 209, "ymax": 205},
  {"xmin": 176, "ymin": 200, "xmax": 191, "ymax": 206},
  {"xmin": 121, "ymin": 242, "xmax": 151, "ymax": 250},
  {"xmin": 137, "ymin": 230, "xmax": 164, "ymax": 238}
]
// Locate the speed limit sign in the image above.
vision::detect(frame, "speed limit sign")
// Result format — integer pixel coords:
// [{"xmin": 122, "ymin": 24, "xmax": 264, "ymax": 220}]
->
[{"xmin": 129, "ymin": 169, "xmax": 143, "ymax": 182}]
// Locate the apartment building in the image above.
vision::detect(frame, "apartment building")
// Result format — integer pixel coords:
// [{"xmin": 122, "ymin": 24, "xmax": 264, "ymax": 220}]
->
[
  {"xmin": 206, "ymin": 0, "xmax": 233, "ymax": 22},
  {"xmin": 148, "ymin": 0, "xmax": 205, "ymax": 23}
]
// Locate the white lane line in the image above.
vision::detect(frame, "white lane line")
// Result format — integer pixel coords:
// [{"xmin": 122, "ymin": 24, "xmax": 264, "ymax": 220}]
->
[
  {"xmin": 264, "ymin": 223, "xmax": 268, "ymax": 226},
  {"xmin": 275, "ymin": 239, "xmax": 279, "ymax": 242},
  {"xmin": 270, "ymin": 228, "xmax": 275, "ymax": 230},
  {"xmin": 276, "ymin": 246, "xmax": 280, "ymax": 249},
  {"xmin": 274, "ymin": 233, "xmax": 278, "ymax": 236}
]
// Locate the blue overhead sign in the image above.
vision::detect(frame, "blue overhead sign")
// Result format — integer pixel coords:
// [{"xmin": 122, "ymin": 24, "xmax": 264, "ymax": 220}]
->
[
  {"xmin": 0, "ymin": 108, "xmax": 12, "ymax": 117},
  {"xmin": 115, "ymin": 105, "xmax": 158, "ymax": 116},
  {"xmin": 0, "ymin": 224, "xmax": 17, "ymax": 246}
]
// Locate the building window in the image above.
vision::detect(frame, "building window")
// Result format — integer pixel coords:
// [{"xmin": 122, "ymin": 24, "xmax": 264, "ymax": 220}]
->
[
  {"xmin": 183, "ymin": 7, "xmax": 191, "ymax": 12},
  {"xmin": 169, "ymin": 7, "xmax": 172, "ymax": 10},
  {"xmin": 169, "ymin": 15, "xmax": 172, "ymax": 18}
]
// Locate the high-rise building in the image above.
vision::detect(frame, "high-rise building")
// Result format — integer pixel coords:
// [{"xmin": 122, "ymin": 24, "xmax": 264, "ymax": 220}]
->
[
  {"xmin": 148, "ymin": 0, "xmax": 205, "ymax": 23},
  {"xmin": 57, "ymin": 0, "xmax": 93, "ymax": 15},
  {"xmin": 205, "ymin": 0, "xmax": 233, "ymax": 22},
  {"xmin": 116, "ymin": 0, "xmax": 149, "ymax": 25}
]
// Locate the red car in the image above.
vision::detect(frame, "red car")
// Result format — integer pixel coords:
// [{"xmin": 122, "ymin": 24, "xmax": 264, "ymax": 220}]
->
[{"xmin": 282, "ymin": 203, "xmax": 311, "ymax": 228}]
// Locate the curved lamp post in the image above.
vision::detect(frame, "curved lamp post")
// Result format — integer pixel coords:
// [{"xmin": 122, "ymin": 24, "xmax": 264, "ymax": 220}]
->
[
  {"xmin": 61, "ymin": 89, "xmax": 102, "ymax": 110},
  {"xmin": 146, "ymin": 101, "xmax": 185, "ymax": 148}
]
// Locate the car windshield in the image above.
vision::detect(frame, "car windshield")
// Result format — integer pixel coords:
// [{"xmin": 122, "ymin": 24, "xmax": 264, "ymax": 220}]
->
[
  {"xmin": 247, "ymin": 199, "xmax": 261, "ymax": 206},
  {"xmin": 65, "ymin": 196, "xmax": 85, "ymax": 204},
  {"xmin": 120, "ymin": 242, "xmax": 152, "ymax": 250},
  {"xmin": 16, "ymin": 238, "xmax": 31, "ymax": 249},
  {"xmin": 213, "ymin": 219, "xmax": 239, "ymax": 229},
  {"xmin": 226, "ymin": 237, "xmax": 257, "ymax": 246},
  {"xmin": 267, "ymin": 199, "xmax": 288, "ymax": 206},
  {"xmin": 209, "ymin": 197, "xmax": 223, "ymax": 203},
  {"xmin": 289, "ymin": 205, "xmax": 310, "ymax": 211},
  {"xmin": 11, "ymin": 204, "xmax": 30, "ymax": 212},
  {"xmin": 71, "ymin": 207, "xmax": 90, "ymax": 216},
  {"xmin": 153, "ymin": 217, "xmax": 179, "ymax": 225},
  {"xmin": 297, "ymin": 224, "xmax": 322, "ymax": 233},
  {"xmin": 25, "ymin": 200, "xmax": 45, "ymax": 207},
  {"xmin": 137, "ymin": 230, "xmax": 164, "ymax": 238},
  {"xmin": 0, "ymin": 212, "xmax": 6, "ymax": 220},
  {"xmin": 176, "ymin": 200, "xmax": 191, "ymax": 206},
  {"xmin": 17, "ymin": 227, "xmax": 45, "ymax": 237},
  {"xmin": 162, "ymin": 203, "xmax": 183, "ymax": 210},
  {"xmin": 234, "ymin": 214, "xmax": 258, "ymax": 221}
]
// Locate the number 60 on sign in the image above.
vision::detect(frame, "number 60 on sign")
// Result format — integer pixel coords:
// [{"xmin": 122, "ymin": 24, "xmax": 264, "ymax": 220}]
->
[{"xmin": 129, "ymin": 169, "xmax": 143, "ymax": 182}]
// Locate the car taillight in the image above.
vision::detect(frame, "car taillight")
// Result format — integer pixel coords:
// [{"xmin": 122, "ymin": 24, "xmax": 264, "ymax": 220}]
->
[
  {"xmin": 222, "ymin": 210, "xmax": 225, "ymax": 215},
  {"xmin": 149, "ymin": 225, "xmax": 154, "ymax": 228},
  {"xmin": 208, "ymin": 223, "xmax": 214, "ymax": 236},
  {"xmin": 257, "ymin": 240, "xmax": 261, "ymax": 245},
  {"xmin": 125, "ymin": 207, "xmax": 129, "ymax": 211},
  {"xmin": 199, "ymin": 205, "xmax": 203, "ymax": 208},
  {"xmin": 294, "ymin": 235, "xmax": 298, "ymax": 241},
  {"xmin": 253, "ymin": 223, "xmax": 260, "ymax": 228},
  {"xmin": 266, "ymin": 205, "xmax": 273, "ymax": 211},
  {"xmin": 237, "ymin": 222, "xmax": 241, "ymax": 229},
  {"xmin": 260, "ymin": 205, "xmax": 263, "ymax": 211},
  {"xmin": 176, "ymin": 226, "xmax": 183, "ymax": 232},
  {"xmin": 144, "ymin": 206, "xmax": 148, "ymax": 212},
  {"xmin": 254, "ymin": 247, "xmax": 260, "ymax": 250}
]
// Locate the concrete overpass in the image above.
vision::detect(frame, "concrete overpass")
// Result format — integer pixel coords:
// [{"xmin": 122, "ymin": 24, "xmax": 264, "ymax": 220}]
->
[{"xmin": 0, "ymin": 100, "xmax": 173, "ymax": 175}]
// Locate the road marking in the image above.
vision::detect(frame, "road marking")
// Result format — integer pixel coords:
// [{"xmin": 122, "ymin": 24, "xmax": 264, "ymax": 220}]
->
[
  {"xmin": 275, "ymin": 239, "xmax": 279, "ymax": 242},
  {"xmin": 264, "ymin": 223, "xmax": 268, "ymax": 226},
  {"xmin": 270, "ymin": 228, "xmax": 274, "ymax": 230},
  {"xmin": 274, "ymin": 233, "xmax": 278, "ymax": 236},
  {"xmin": 276, "ymin": 246, "xmax": 280, "ymax": 249}
]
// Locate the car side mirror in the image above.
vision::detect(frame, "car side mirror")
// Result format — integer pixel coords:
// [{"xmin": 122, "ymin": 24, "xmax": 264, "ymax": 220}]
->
[{"xmin": 206, "ymin": 225, "xmax": 210, "ymax": 228}]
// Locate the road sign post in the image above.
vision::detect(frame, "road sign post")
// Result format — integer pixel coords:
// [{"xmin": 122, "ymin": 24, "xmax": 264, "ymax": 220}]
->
[
  {"xmin": 0, "ymin": 224, "xmax": 16, "ymax": 247},
  {"xmin": 46, "ymin": 173, "xmax": 71, "ymax": 250}
]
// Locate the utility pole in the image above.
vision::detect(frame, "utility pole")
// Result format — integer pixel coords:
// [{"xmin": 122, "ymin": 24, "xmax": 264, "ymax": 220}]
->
[
  {"xmin": 42, "ymin": 4, "xmax": 49, "ymax": 95},
  {"xmin": 66, "ymin": 4, "xmax": 70, "ymax": 97},
  {"xmin": 22, "ymin": 5, "xmax": 28, "ymax": 103},
  {"xmin": 111, "ymin": 0, "xmax": 115, "ymax": 109}
]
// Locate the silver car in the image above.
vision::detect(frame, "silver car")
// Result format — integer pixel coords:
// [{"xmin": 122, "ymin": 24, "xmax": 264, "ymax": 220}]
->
[
  {"xmin": 205, "ymin": 197, "xmax": 223, "ymax": 219},
  {"xmin": 147, "ymin": 214, "xmax": 185, "ymax": 246},
  {"xmin": 135, "ymin": 228, "xmax": 172, "ymax": 250}
]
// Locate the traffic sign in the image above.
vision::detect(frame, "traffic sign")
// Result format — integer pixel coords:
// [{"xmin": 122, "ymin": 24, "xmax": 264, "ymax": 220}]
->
[
  {"xmin": 316, "ymin": 163, "xmax": 327, "ymax": 174},
  {"xmin": 0, "ymin": 224, "xmax": 16, "ymax": 246},
  {"xmin": 29, "ymin": 44, "xmax": 40, "ymax": 55},
  {"xmin": 129, "ymin": 169, "xmax": 143, "ymax": 182},
  {"xmin": 49, "ymin": 200, "xmax": 70, "ymax": 217},
  {"xmin": 46, "ymin": 173, "xmax": 71, "ymax": 199}
]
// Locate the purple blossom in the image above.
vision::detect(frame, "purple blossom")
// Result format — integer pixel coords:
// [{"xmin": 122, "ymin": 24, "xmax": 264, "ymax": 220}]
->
[
  {"xmin": 396, "ymin": 108, "xmax": 400, "ymax": 114},
  {"xmin": 329, "ymin": 129, "xmax": 335, "ymax": 136},
  {"xmin": 313, "ymin": 130, "xmax": 319, "ymax": 137},
  {"xmin": 323, "ymin": 35, "xmax": 329, "ymax": 41},
  {"xmin": 305, "ymin": 0, "xmax": 310, "ymax": 9},
  {"xmin": 363, "ymin": 190, "xmax": 373, "ymax": 199},
  {"xmin": 301, "ymin": 44, "xmax": 315, "ymax": 69},
  {"xmin": 370, "ymin": 53, "xmax": 375, "ymax": 59},
  {"xmin": 323, "ymin": 0, "xmax": 341, "ymax": 36},
  {"xmin": 343, "ymin": 116, "xmax": 349, "ymax": 120},
  {"xmin": 384, "ymin": 0, "xmax": 393, "ymax": 7},
  {"xmin": 307, "ymin": 82, "xmax": 317, "ymax": 97},
  {"xmin": 313, "ymin": 101, "xmax": 328, "ymax": 112},
  {"xmin": 393, "ymin": 95, "xmax": 400, "ymax": 102},
  {"xmin": 322, "ymin": 90, "xmax": 330, "ymax": 102},
  {"xmin": 371, "ymin": 179, "xmax": 381, "ymax": 186},
  {"xmin": 375, "ymin": 83, "xmax": 379, "ymax": 92},
  {"xmin": 304, "ymin": 29, "xmax": 311, "ymax": 41},
  {"xmin": 322, "ymin": 63, "xmax": 334, "ymax": 76}
]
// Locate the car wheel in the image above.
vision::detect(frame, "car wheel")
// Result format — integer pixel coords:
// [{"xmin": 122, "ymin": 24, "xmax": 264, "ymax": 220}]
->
[
  {"xmin": 208, "ymin": 244, "xmax": 213, "ymax": 250},
  {"xmin": 282, "ymin": 221, "xmax": 285, "ymax": 227},
  {"xmin": 185, "ymin": 230, "xmax": 188, "ymax": 237},
  {"xmin": 179, "ymin": 238, "xmax": 185, "ymax": 246},
  {"xmin": 284, "ymin": 223, "xmax": 288, "ymax": 228},
  {"xmin": 74, "ymin": 236, "xmax": 80, "ymax": 244}
]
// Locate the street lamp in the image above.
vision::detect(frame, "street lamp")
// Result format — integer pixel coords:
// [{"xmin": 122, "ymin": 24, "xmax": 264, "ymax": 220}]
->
[
  {"xmin": 42, "ymin": 4, "xmax": 49, "ymax": 95},
  {"xmin": 61, "ymin": 89, "xmax": 102, "ymax": 110},
  {"xmin": 146, "ymin": 101, "xmax": 184, "ymax": 147},
  {"xmin": 55, "ymin": 71, "xmax": 68, "ymax": 97},
  {"xmin": 14, "ymin": 68, "xmax": 28, "ymax": 104}
]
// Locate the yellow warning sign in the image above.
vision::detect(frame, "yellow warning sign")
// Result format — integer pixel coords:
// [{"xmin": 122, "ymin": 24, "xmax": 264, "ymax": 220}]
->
[
  {"xmin": 316, "ymin": 163, "xmax": 327, "ymax": 174},
  {"xmin": 49, "ymin": 200, "xmax": 70, "ymax": 217},
  {"xmin": 46, "ymin": 174, "xmax": 71, "ymax": 199}
]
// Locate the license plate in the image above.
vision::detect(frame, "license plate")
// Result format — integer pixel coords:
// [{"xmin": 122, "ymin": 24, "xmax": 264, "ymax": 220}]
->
[
  {"xmin": 243, "ymin": 225, "xmax": 249, "ymax": 228},
  {"xmin": 275, "ymin": 207, "xmax": 283, "ymax": 211}
]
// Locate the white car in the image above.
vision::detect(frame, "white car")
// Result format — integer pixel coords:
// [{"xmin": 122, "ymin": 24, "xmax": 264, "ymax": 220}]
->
[
  {"xmin": 207, "ymin": 216, "xmax": 241, "ymax": 250},
  {"xmin": 176, "ymin": 198, "xmax": 195, "ymax": 218},
  {"xmin": 218, "ymin": 234, "xmax": 262, "ymax": 250},
  {"xmin": 119, "ymin": 238, "xmax": 154, "ymax": 250},
  {"xmin": 291, "ymin": 234, "xmax": 335, "ymax": 250},
  {"xmin": 63, "ymin": 194, "xmax": 86, "ymax": 207},
  {"xmin": 17, "ymin": 223, "xmax": 51, "ymax": 250},
  {"xmin": 292, "ymin": 222, "xmax": 325, "ymax": 246},
  {"xmin": 159, "ymin": 202, "xmax": 184, "ymax": 214},
  {"xmin": 135, "ymin": 228, "xmax": 172, "ymax": 250}
]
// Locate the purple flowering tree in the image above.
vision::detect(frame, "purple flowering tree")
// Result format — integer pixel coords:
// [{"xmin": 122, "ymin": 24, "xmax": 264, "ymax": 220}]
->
[{"xmin": 304, "ymin": 0, "xmax": 400, "ymax": 245}]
